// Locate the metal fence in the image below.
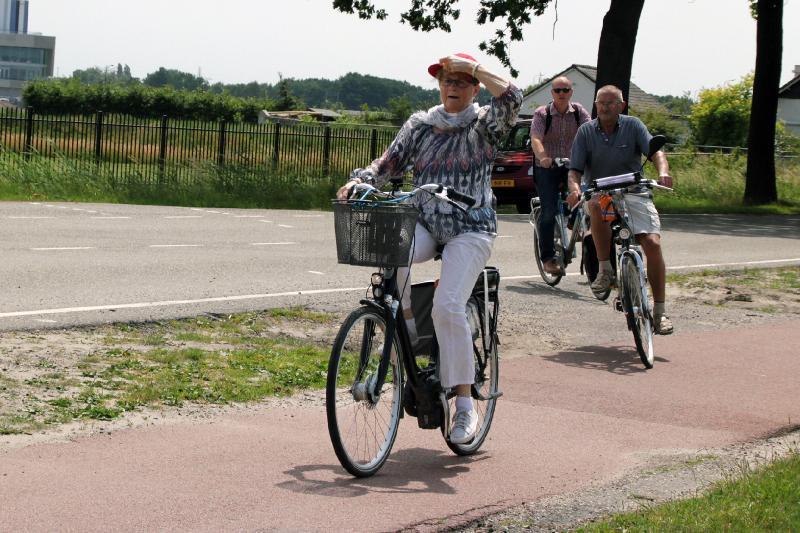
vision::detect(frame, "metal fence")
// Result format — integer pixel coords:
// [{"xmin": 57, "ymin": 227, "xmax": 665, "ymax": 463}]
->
[{"xmin": 0, "ymin": 107, "xmax": 400, "ymax": 185}]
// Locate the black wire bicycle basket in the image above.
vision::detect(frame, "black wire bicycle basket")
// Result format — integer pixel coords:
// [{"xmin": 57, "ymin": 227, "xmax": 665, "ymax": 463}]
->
[{"xmin": 332, "ymin": 200, "xmax": 418, "ymax": 267}]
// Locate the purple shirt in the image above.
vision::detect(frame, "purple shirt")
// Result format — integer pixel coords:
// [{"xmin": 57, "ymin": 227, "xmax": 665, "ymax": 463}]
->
[{"xmin": 530, "ymin": 101, "xmax": 591, "ymax": 166}]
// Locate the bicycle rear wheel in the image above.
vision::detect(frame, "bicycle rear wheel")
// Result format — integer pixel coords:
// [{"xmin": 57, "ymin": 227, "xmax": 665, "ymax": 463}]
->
[
  {"xmin": 533, "ymin": 209, "xmax": 563, "ymax": 286},
  {"xmin": 621, "ymin": 255, "xmax": 654, "ymax": 368},
  {"xmin": 446, "ymin": 295, "xmax": 500, "ymax": 455},
  {"xmin": 326, "ymin": 306, "xmax": 404, "ymax": 477}
]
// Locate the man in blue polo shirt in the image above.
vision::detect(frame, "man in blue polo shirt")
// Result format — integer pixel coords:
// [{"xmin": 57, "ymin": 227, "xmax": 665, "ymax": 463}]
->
[{"xmin": 566, "ymin": 85, "xmax": 674, "ymax": 335}]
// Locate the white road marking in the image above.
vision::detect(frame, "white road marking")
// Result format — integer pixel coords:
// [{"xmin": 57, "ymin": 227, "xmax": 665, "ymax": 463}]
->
[
  {"xmin": 293, "ymin": 214, "xmax": 324, "ymax": 218},
  {"xmin": 3, "ymin": 258, "xmax": 797, "ymax": 321},
  {"xmin": 31, "ymin": 247, "xmax": 95, "ymax": 251},
  {"xmin": 278, "ymin": 224, "xmax": 294, "ymax": 228},
  {"xmin": 35, "ymin": 319, "xmax": 57, "ymax": 323},
  {"xmin": 8, "ymin": 216, "xmax": 55, "ymax": 219},
  {"xmin": 250, "ymin": 242, "xmax": 296, "ymax": 246},
  {"xmin": 308, "ymin": 271, "xmax": 325, "ymax": 275},
  {"xmin": 0, "ymin": 288, "xmax": 365, "ymax": 318},
  {"xmin": 667, "ymin": 258, "xmax": 800, "ymax": 269},
  {"xmin": 496, "ymin": 235, "xmax": 513, "ymax": 238},
  {"xmin": 234, "ymin": 215, "xmax": 267, "ymax": 218},
  {"xmin": 259, "ymin": 220, "xmax": 274, "ymax": 224},
  {"xmin": 164, "ymin": 215, "xmax": 202, "ymax": 219},
  {"xmin": 91, "ymin": 216, "xmax": 131, "ymax": 219},
  {"xmin": 503, "ymin": 257, "xmax": 800, "ymax": 281},
  {"xmin": 149, "ymin": 244, "xmax": 203, "ymax": 248}
]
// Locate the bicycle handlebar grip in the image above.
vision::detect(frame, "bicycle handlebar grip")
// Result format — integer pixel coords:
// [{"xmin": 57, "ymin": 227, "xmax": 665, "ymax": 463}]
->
[{"xmin": 446, "ymin": 188, "xmax": 476, "ymax": 207}]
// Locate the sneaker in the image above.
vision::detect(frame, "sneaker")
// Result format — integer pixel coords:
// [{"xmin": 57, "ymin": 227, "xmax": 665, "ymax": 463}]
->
[
  {"xmin": 449, "ymin": 408, "xmax": 478, "ymax": 444},
  {"xmin": 591, "ymin": 270, "xmax": 616, "ymax": 297},
  {"xmin": 654, "ymin": 314, "xmax": 674, "ymax": 335},
  {"xmin": 543, "ymin": 259, "xmax": 562, "ymax": 275}
]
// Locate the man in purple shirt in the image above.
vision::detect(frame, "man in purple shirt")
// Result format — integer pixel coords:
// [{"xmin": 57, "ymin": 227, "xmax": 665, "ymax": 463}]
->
[{"xmin": 529, "ymin": 76, "xmax": 591, "ymax": 274}]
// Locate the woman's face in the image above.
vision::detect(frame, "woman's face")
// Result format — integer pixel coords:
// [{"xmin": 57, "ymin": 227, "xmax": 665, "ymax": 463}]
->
[{"xmin": 438, "ymin": 72, "xmax": 480, "ymax": 113}]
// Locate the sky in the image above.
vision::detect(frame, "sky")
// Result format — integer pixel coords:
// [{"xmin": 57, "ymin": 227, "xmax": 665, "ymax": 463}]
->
[{"xmin": 27, "ymin": 0, "xmax": 800, "ymax": 98}]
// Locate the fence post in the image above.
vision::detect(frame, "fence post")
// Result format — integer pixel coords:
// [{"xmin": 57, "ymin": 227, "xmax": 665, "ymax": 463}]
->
[
  {"xmin": 158, "ymin": 115, "xmax": 168, "ymax": 185},
  {"xmin": 323, "ymin": 125, "xmax": 332, "ymax": 176},
  {"xmin": 369, "ymin": 128, "xmax": 378, "ymax": 161},
  {"xmin": 24, "ymin": 107, "xmax": 34, "ymax": 160},
  {"xmin": 217, "ymin": 120, "xmax": 226, "ymax": 167},
  {"xmin": 272, "ymin": 122, "xmax": 281, "ymax": 170},
  {"xmin": 94, "ymin": 111, "xmax": 104, "ymax": 165}
]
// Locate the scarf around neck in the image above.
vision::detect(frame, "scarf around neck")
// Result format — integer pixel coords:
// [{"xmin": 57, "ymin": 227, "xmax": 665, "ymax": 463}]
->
[{"xmin": 414, "ymin": 102, "xmax": 479, "ymax": 130}]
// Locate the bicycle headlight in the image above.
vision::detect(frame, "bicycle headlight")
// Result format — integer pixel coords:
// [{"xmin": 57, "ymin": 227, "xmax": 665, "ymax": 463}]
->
[{"xmin": 618, "ymin": 227, "xmax": 632, "ymax": 240}]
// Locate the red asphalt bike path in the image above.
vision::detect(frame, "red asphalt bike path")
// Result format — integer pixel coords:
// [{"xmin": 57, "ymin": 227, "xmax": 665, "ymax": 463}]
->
[{"xmin": 1, "ymin": 320, "xmax": 798, "ymax": 532}]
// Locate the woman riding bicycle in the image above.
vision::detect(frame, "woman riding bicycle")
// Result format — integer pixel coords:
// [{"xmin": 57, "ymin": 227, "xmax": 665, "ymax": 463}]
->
[{"xmin": 337, "ymin": 52, "xmax": 521, "ymax": 444}]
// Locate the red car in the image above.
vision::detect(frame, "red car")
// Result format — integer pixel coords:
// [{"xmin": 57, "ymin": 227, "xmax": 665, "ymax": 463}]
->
[{"xmin": 491, "ymin": 118, "xmax": 536, "ymax": 213}]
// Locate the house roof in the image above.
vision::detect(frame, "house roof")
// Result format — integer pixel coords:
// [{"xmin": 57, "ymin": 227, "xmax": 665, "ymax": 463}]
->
[
  {"xmin": 525, "ymin": 64, "xmax": 666, "ymax": 112},
  {"xmin": 779, "ymin": 72, "xmax": 800, "ymax": 99}
]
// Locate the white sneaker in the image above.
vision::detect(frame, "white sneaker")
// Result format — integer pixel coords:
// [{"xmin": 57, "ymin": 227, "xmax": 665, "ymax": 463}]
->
[
  {"xmin": 591, "ymin": 269, "xmax": 616, "ymax": 297},
  {"xmin": 450, "ymin": 408, "xmax": 478, "ymax": 444}
]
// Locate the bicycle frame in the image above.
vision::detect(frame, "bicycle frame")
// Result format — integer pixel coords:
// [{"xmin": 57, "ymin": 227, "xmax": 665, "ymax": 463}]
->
[{"xmin": 606, "ymin": 190, "xmax": 651, "ymax": 319}]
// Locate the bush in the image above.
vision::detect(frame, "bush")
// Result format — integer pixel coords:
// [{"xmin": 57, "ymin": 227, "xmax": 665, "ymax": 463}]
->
[
  {"xmin": 23, "ymin": 79, "xmax": 276, "ymax": 123},
  {"xmin": 689, "ymin": 74, "xmax": 753, "ymax": 148}
]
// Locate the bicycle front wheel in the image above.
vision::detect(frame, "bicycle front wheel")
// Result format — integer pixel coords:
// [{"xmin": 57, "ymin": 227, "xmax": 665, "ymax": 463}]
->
[
  {"xmin": 326, "ymin": 306, "xmax": 404, "ymax": 477},
  {"xmin": 533, "ymin": 209, "xmax": 563, "ymax": 286},
  {"xmin": 447, "ymin": 296, "xmax": 500, "ymax": 455},
  {"xmin": 621, "ymin": 255, "xmax": 654, "ymax": 368}
]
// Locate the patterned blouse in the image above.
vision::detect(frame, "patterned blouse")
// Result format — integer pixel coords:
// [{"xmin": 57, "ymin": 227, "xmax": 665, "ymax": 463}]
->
[{"xmin": 354, "ymin": 84, "xmax": 523, "ymax": 243}]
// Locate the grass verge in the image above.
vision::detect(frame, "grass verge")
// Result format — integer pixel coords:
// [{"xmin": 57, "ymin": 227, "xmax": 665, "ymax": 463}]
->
[
  {"xmin": 578, "ymin": 452, "xmax": 800, "ymax": 532},
  {"xmin": 0, "ymin": 307, "xmax": 338, "ymax": 435}
]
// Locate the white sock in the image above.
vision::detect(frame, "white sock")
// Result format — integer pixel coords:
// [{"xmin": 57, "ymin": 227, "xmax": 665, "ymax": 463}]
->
[
  {"xmin": 599, "ymin": 260, "xmax": 613, "ymax": 273},
  {"xmin": 455, "ymin": 395, "xmax": 473, "ymax": 413}
]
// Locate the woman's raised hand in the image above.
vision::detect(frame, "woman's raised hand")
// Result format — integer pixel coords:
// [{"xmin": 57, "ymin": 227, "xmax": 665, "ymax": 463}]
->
[{"xmin": 438, "ymin": 55, "xmax": 478, "ymax": 75}]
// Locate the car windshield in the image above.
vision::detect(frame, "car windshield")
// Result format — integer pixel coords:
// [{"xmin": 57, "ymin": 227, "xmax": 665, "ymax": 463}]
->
[{"xmin": 501, "ymin": 124, "xmax": 530, "ymax": 152}]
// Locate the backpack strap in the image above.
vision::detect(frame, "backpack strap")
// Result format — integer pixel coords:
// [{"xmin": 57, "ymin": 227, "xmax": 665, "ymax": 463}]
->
[
  {"xmin": 544, "ymin": 101, "xmax": 582, "ymax": 135},
  {"xmin": 544, "ymin": 103, "xmax": 552, "ymax": 135}
]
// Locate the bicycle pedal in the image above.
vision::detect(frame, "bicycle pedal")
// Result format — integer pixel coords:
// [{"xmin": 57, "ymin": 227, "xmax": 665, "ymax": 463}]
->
[{"xmin": 613, "ymin": 297, "xmax": 623, "ymax": 312}]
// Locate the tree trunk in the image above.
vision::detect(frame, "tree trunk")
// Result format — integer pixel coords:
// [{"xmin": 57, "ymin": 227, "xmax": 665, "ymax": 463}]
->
[
  {"xmin": 744, "ymin": 0, "xmax": 782, "ymax": 205},
  {"xmin": 593, "ymin": 0, "xmax": 645, "ymax": 117}
]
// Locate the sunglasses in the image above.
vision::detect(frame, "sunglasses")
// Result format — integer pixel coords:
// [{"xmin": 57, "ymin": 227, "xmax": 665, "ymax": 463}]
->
[
  {"xmin": 440, "ymin": 78, "xmax": 473, "ymax": 89},
  {"xmin": 552, "ymin": 87, "xmax": 572, "ymax": 94}
]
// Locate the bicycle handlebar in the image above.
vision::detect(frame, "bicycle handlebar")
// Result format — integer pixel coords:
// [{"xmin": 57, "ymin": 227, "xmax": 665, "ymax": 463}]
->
[
  {"xmin": 583, "ymin": 172, "xmax": 673, "ymax": 199},
  {"xmin": 350, "ymin": 182, "xmax": 476, "ymax": 213}
]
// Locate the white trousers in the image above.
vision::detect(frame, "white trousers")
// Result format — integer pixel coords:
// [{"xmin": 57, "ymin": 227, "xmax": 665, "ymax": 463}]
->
[{"xmin": 398, "ymin": 224, "xmax": 495, "ymax": 389}]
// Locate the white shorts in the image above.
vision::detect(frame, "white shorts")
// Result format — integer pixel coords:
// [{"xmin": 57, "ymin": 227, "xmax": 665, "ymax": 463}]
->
[{"xmin": 621, "ymin": 193, "xmax": 661, "ymax": 235}]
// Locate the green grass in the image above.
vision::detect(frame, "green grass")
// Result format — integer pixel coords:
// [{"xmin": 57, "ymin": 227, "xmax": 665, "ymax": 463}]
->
[
  {"xmin": 578, "ymin": 453, "xmax": 800, "ymax": 532},
  {"xmin": 668, "ymin": 266, "xmax": 800, "ymax": 291},
  {"xmin": 0, "ymin": 151, "xmax": 339, "ymax": 210},
  {"xmin": 2, "ymin": 149, "xmax": 799, "ymax": 213},
  {"xmin": 652, "ymin": 153, "xmax": 800, "ymax": 214},
  {"xmin": 0, "ymin": 307, "xmax": 338, "ymax": 434}
]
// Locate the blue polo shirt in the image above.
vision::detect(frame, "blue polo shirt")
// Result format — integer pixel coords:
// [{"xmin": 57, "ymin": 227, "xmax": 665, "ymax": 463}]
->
[{"xmin": 569, "ymin": 114, "xmax": 652, "ymax": 184}]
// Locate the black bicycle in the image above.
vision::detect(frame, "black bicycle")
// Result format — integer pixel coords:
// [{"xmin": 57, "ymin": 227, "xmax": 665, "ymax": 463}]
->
[
  {"xmin": 529, "ymin": 158, "xmax": 599, "ymax": 289},
  {"xmin": 326, "ymin": 180, "xmax": 501, "ymax": 477}
]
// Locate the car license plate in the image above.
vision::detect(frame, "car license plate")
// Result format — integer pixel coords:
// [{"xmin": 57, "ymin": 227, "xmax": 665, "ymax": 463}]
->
[{"xmin": 493, "ymin": 179, "xmax": 514, "ymax": 188}]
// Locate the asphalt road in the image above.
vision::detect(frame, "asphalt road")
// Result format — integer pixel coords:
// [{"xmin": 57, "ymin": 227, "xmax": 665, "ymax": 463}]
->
[{"xmin": 1, "ymin": 201, "xmax": 799, "ymax": 330}]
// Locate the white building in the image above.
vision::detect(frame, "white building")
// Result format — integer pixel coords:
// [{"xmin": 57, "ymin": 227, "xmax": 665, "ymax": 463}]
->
[
  {"xmin": 778, "ymin": 65, "xmax": 800, "ymax": 136},
  {"xmin": 520, "ymin": 64, "xmax": 665, "ymax": 117}
]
